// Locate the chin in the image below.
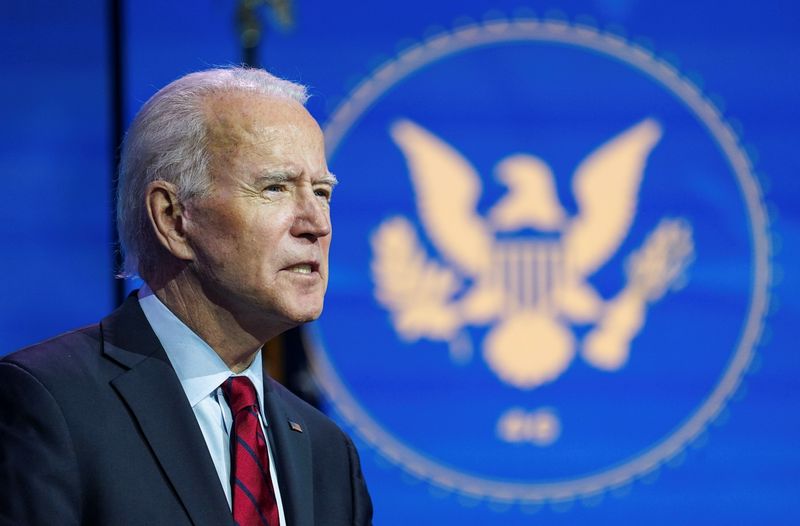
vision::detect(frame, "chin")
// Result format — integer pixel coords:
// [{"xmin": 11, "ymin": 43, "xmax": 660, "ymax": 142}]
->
[{"xmin": 285, "ymin": 301, "xmax": 324, "ymax": 325}]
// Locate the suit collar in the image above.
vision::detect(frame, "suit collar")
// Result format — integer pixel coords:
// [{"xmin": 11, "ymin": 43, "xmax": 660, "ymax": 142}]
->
[
  {"xmin": 101, "ymin": 293, "xmax": 164, "ymax": 368},
  {"xmin": 138, "ymin": 287, "xmax": 268, "ymax": 411},
  {"xmin": 101, "ymin": 294, "xmax": 234, "ymax": 526}
]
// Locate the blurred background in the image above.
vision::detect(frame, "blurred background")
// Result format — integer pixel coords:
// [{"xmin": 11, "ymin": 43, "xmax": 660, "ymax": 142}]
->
[{"xmin": 1, "ymin": 0, "xmax": 797, "ymax": 524}]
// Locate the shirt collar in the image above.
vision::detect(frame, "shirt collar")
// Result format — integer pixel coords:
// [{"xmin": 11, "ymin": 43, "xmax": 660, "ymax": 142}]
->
[{"xmin": 137, "ymin": 285, "xmax": 266, "ymax": 413}]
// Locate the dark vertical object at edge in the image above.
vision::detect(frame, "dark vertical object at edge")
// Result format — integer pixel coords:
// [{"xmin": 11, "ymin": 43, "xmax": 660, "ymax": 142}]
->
[{"xmin": 108, "ymin": 0, "xmax": 127, "ymax": 307}]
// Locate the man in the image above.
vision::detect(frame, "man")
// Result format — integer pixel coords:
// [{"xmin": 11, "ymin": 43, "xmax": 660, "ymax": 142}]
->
[{"xmin": 0, "ymin": 68, "xmax": 373, "ymax": 526}]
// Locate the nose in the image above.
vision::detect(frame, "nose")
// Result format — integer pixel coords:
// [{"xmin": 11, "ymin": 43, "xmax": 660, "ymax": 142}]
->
[{"xmin": 290, "ymin": 188, "xmax": 331, "ymax": 241}]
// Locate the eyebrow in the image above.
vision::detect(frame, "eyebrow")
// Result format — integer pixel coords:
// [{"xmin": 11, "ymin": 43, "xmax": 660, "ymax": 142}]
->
[
  {"xmin": 254, "ymin": 171, "xmax": 339, "ymax": 187},
  {"xmin": 319, "ymin": 172, "xmax": 339, "ymax": 187}
]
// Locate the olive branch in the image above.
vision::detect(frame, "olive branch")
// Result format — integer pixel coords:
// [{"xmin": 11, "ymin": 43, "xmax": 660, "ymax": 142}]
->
[
  {"xmin": 370, "ymin": 217, "xmax": 462, "ymax": 341},
  {"xmin": 625, "ymin": 218, "xmax": 695, "ymax": 300}
]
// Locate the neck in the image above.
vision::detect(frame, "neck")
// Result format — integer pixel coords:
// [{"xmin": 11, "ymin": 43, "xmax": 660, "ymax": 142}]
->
[{"xmin": 147, "ymin": 270, "xmax": 281, "ymax": 373}]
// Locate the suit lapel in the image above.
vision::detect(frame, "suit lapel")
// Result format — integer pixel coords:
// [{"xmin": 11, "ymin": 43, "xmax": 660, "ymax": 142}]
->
[
  {"xmin": 263, "ymin": 377, "xmax": 315, "ymax": 526},
  {"xmin": 102, "ymin": 296, "xmax": 233, "ymax": 526}
]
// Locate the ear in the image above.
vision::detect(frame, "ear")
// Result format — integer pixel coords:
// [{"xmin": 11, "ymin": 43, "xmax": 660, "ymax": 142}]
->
[{"xmin": 145, "ymin": 181, "xmax": 195, "ymax": 261}]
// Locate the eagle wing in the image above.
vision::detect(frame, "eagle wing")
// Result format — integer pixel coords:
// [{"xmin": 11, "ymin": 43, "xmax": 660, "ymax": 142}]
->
[
  {"xmin": 390, "ymin": 119, "xmax": 492, "ymax": 276},
  {"xmin": 563, "ymin": 118, "xmax": 663, "ymax": 276}
]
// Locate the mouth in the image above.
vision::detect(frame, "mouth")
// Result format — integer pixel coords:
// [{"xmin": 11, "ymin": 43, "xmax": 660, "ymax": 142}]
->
[{"xmin": 283, "ymin": 262, "xmax": 320, "ymax": 275}]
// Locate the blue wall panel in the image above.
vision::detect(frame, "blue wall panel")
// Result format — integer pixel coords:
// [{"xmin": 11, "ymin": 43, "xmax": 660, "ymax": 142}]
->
[{"xmin": 0, "ymin": 0, "xmax": 113, "ymax": 350}]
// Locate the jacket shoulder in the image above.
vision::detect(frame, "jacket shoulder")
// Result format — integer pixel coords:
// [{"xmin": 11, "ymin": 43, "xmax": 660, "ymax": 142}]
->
[{"xmin": 1, "ymin": 324, "xmax": 106, "ymax": 386}]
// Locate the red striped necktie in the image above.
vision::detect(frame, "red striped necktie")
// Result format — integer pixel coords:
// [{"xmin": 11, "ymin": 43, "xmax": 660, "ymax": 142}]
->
[{"xmin": 221, "ymin": 376, "xmax": 280, "ymax": 526}]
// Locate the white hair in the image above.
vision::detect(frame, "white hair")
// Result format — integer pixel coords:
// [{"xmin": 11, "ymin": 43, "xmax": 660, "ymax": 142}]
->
[{"xmin": 117, "ymin": 67, "xmax": 309, "ymax": 279}]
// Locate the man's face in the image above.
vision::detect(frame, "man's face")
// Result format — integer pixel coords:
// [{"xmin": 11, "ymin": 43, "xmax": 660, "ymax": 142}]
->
[{"xmin": 183, "ymin": 92, "xmax": 334, "ymax": 332}]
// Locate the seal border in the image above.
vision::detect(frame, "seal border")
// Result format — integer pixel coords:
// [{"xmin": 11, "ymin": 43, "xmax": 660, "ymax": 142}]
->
[{"xmin": 314, "ymin": 17, "xmax": 772, "ymax": 503}]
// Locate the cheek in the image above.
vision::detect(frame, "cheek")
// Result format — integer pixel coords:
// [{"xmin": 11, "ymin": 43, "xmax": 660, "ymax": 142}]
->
[
  {"xmin": 322, "ymin": 235, "xmax": 332, "ymax": 258},
  {"xmin": 189, "ymin": 209, "xmax": 248, "ymax": 265},
  {"xmin": 245, "ymin": 214, "xmax": 292, "ymax": 262}
]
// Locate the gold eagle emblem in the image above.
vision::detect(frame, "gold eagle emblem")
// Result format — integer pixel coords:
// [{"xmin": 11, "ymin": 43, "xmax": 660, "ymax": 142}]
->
[{"xmin": 372, "ymin": 118, "xmax": 694, "ymax": 390}]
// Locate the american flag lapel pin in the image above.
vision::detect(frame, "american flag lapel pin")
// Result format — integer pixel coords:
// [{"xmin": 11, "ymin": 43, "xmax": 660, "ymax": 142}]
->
[{"xmin": 289, "ymin": 420, "xmax": 303, "ymax": 433}]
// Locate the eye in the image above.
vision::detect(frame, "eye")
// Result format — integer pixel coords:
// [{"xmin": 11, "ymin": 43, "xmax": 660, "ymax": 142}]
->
[
  {"xmin": 264, "ymin": 183, "xmax": 286, "ymax": 194},
  {"xmin": 314, "ymin": 186, "xmax": 332, "ymax": 202}
]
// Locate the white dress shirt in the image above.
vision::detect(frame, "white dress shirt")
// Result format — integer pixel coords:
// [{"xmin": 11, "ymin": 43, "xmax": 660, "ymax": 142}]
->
[{"xmin": 138, "ymin": 286, "xmax": 287, "ymax": 526}]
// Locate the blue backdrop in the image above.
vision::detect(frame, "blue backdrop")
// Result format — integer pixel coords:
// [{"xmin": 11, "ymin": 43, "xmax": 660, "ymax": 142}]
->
[{"xmin": 1, "ymin": 1, "xmax": 797, "ymax": 524}]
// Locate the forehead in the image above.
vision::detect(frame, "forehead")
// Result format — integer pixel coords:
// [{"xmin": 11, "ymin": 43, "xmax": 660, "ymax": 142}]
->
[{"xmin": 203, "ymin": 91, "xmax": 324, "ymax": 160}]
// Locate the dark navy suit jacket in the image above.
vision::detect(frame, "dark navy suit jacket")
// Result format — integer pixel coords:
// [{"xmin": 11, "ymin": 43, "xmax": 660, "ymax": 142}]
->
[{"xmin": 0, "ymin": 295, "xmax": 372, "ymax": 526}]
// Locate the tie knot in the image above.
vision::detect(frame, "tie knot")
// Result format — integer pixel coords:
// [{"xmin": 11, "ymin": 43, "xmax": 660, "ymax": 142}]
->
[{"xmin": 221, "ymin": 376, "xmax": 259, "ymax": 415}]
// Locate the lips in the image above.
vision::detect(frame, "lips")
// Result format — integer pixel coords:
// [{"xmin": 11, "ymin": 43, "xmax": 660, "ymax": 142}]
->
[{"xmin": 283, "ymin": 261, "xmax": 320, "ymax": 274}]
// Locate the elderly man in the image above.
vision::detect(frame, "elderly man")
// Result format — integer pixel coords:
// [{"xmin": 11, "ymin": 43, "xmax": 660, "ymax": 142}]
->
[{"xmin": 0, "ymin": 68, "xmax": 372, "ymax": 526}]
